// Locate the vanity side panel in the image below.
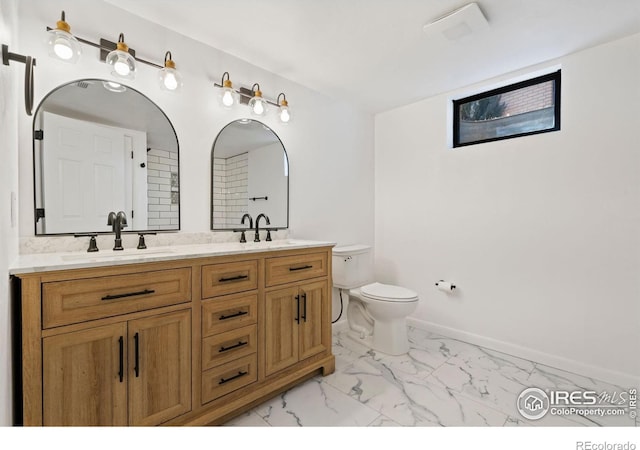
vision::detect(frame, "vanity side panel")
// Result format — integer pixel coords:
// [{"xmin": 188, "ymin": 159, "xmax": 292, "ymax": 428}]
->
[
  {"xmin": 20, "ymin": 275, "xmax": 43, "ymax": 426},
  {"xmin": 323, "ymin": 250, "xmax": 335, "ymax": 375}
]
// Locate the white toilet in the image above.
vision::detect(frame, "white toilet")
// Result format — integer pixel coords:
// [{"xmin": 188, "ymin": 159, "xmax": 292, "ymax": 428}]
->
[{"xmin": 332, "ymin": 245, "xmax": 419, "ymax": 355}]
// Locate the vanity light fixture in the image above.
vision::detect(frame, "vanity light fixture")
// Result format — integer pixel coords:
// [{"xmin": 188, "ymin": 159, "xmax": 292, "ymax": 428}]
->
[
  {"xmin": 216, "ymin": 72, "xmax": 239, "ymax": 108},
  {"xmin": 46, "ymin": 11, "xmax": 81, "ymax": 63},
  {"xmin": 43, "ymin": 11, "xmax": 184, "ymax": 91},
  {"xmin": 213, "ymin": 72, "xmax": 292, "ymax": 120},
  {"xmin": 105, "ymin": 33, "xmax": 136, "ymax": 79},
  {"xmin": 277, "ymin": 93, "xmax": 291, "ymax": 123},
  {"xmin": 248, "ymin": 83, "xmax": 268, "ymax": 117},
  {"xmin": 158, "ymin": 51, "xmax": 182, "ymax": 91}
]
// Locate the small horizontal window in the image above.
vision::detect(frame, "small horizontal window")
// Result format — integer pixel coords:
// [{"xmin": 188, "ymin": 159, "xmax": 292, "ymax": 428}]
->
[{"xmin": 453, "ymin": 70, "xmax": 561, "ymax": 147}]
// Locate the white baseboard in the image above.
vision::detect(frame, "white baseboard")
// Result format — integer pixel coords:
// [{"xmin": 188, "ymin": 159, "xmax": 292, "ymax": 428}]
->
[{"xmin": 407, "ymin": 317, "xmax": 640, "ymax": 389}]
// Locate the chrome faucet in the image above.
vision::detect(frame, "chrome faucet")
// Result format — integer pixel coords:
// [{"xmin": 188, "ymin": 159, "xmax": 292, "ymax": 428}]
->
[
  {"xmin": 107, "ymin": 211, "xmax": 128, "ymax": 250},
  {"xmin": 254, "ymin": 213, "xmax": 270, "ymax": 242}
]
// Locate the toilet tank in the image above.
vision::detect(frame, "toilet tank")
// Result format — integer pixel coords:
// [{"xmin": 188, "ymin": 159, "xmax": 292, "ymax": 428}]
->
[{"xmin": 332, "ymin": 244, "xmax": 373, "ymax": 289}]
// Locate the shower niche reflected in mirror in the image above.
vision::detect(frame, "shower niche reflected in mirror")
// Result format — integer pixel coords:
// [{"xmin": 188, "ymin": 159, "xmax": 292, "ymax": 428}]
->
[
  {"xmin": 211, "ymin": 119, "xmax": 289, "ymax": 230},
  {"xmin": 33, "ymin": 79, "xmax": 180, "ymax": 235}
]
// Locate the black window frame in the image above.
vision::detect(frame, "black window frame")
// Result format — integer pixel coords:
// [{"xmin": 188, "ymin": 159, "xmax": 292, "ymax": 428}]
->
[{"xmin": 453, "ymin": 70, "xmax": 561, "ymax": 148}]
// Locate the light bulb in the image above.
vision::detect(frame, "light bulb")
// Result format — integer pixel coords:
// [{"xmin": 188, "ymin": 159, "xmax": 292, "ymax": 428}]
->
[
  {"xmin": 222, "ymin": 89, "xmax": 235, "ymax": 107},
  {"xmin": 163, "ymin": 73, "xmax": 177, "ymax": 90},
  {"xmin": 47, "ymin": 12, "xmax": 81, "ymax": 64},
  {"xmin": 106, "ymin": 34, "xmax": 136, "ymax": 80},
  {"xmin": 252, "ymin": 100, "xmax": 265, "ymax": 115},
  {"xmin": 277, "ymin": 94, "xmax": 291, "ymax": 123},
  {"xmin": 248, "ymin": 84, "xmax": 267, "ymax": 116},
  {"xmin": 280, "ymin": 107, "xmax": 291, "ymax": 123},
  {"xmin": 158, "ymin": 52, "xmax": 182, "ymax": 92},
  {"xmin": 53, "ymin": 40, "xmax": 73, "ymax": 60},
  {"xmin": 218, "ymin": 73, "xmax": 238, "ymax": 108},
  {"xmin": 114, "ymin": 59, "xmax": 130, "ymax": 76}
]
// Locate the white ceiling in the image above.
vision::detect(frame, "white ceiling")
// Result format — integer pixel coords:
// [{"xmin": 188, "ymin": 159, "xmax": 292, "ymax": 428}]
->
[{"xmin": 104, "ymin": 0, "xmax": 640, "ymax": 113}]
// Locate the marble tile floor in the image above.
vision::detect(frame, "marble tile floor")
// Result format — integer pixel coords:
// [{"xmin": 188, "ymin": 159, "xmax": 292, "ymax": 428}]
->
[{"xmin": 225, "ymin": 327, "xmax": 638, "ymax": 427}]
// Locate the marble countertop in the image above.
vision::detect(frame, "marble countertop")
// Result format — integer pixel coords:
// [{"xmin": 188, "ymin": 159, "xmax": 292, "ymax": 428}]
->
[{"xmin": 9, "ymin": 239, "xmax": 336, "ymax": 275}]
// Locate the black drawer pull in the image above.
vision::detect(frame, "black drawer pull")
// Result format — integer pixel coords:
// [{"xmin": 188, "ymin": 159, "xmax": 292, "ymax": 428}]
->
[
  {"xmin": 118, "ymin": 336, "xmax": 124, "ymax": 383},
  {"xmin": 302, "ymin": 292, "xmax": 307, "ymax": 322},
  {"xmin": 218, "ymin": 275, "xmax": 249, "ymax": 283},
  {"xmin": 219, "ymin": 371, "xmax": 248, "ymax": 385},
  {"xmin": 219, "ymin": 311, "xmax": 248, "ymax": 321},
  {"xmin": 295, "ymin": 295, "xmax": 300, "ymax": 324},
  {"xmin": 289, "ymin": 265, "xmax": 313, "ymax": 272},
  {"xmin": 102, "ymin": 289, "xmax": 155, "ymax": 301},
  {"xmin": 133, "ymin": 332, "xmax": 140, "ymax": 377},
  {"xmin": 219, "ymin": 341, "xmax": 248, "ymax": 353}
]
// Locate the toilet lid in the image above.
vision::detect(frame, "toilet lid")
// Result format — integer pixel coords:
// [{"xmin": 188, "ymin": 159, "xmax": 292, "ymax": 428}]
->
[{"xmin": 360, "ymin": 282, "xmax": 418, "ymax": 302}]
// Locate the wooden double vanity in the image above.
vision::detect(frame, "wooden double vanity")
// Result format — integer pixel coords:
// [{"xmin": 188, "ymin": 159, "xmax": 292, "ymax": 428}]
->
[{"xmin": 11, "ymin": 241, "xmax": 335, "ymax": 426}]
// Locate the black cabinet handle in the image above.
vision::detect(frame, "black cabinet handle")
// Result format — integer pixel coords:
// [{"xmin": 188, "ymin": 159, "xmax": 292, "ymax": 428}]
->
[
  {"xmin": 102, "ymin": 289, "xmax": 155, "ymax": 301},
  {"xmin": 218, "ymin": 275, "xmax": 248, "ymax": 283},
  {"xmin": 289, "ymin": 265, "xmax": 313, "ymax": 272},
  {"xmin": 219, "ymin": 371, "xmax": 248, "ymax": 385},
  {"xmin": 219, "ymin": 311, "xmax": 248, "ymax": 321},
  {"xmin": 219, "ymin": 341, "xmax": 248, "ymax": 353},
  {"xmin": 118, "ymin": 336, "xmax": 124, "ymax": 383},
  {"xmin": 134, "ymin": 332, "xmax": 140, "ymax": 377},
  {"xmin": 302, "ymin": 292, "xmax": 307, "ymax": 322},
  {"xmin": 295, "ymin": 294, "xmax": 300, "ymax": 324}
]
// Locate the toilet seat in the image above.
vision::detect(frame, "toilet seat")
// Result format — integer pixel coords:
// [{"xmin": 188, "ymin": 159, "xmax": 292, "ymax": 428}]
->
[{"xmin": 360, "ymin": 282, "xmax": 418, "ymax": 303}]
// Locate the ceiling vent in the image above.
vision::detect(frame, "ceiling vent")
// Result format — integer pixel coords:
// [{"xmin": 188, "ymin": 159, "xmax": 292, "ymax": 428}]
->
[{"xmin": 423, "ymin": 2, "xmax": 489, "ymax": 41}]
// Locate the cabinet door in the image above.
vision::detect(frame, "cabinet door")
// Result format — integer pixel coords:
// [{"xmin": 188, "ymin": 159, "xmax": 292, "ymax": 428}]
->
[
  {"xmin": 128, "ymin": 309, "xmax": 192, "ymax": 426},
  {"xmin": 298, "ymin": 280, "xmax": 327, "ymax": 361},
  {"xmin": 265, "ymin": 286, "xmax": 300, "ymax": 376},
  {"xmin": 43, "ymin": 323, "xmax": 128, "ymax": 426}
]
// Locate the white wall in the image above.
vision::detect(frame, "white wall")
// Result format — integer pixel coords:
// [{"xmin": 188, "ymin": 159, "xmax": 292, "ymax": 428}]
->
[
  {"xmin": 0, "ymin": 0, "xmax": 20, "ymax": 426},
  {"xmin": 248, "ymin": 143, "xmax": 288, "ymax": 226},
  {"xmin": 8, "ymin": 0, "xmax": 374, "ymax": 422},
  {"xmin": 16, "ymin": 0, "xmax": 374, "ymax": 246},
  {"xmin": 375, "ymin": 33, "xmax": 640, "ymax": 386}
]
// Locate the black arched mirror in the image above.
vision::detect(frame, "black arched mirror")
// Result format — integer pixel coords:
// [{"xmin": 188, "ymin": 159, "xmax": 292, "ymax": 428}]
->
[
  {"xmin": 32, "ymin": 79, "xmax": 180, "ymax": 235},
  {"xmin": 211, "ymin": 119, "xmax": 289, "ymax": 230}
]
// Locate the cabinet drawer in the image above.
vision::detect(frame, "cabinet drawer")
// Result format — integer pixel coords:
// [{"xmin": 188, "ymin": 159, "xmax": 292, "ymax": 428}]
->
[
  {"xmin": 202, "ymin": 325, "xmax": 257, "ymax": 371},
  {"xmin": 202, "ymin": 293, "xmax": 257, "ymax": 337},
  {"xmin": 201, "ymin": 260, "xmax": 258, "ymax": 298},
  {"xmin": 265, "ymin": 252, "xmax": 328, "ymax": 287},
  {"xmin": 201, "ymin": 354, "xmax": 257, "ymax": 404},
  {"xmin": 42, "ymin": 268, "xmax": 192, "ymax": 329}
]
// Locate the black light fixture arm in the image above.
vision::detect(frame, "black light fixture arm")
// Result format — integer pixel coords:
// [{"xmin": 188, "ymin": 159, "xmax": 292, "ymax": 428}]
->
[{"xmin": 1, "ymin": 44, "xmax": 36, "ymax": 116}]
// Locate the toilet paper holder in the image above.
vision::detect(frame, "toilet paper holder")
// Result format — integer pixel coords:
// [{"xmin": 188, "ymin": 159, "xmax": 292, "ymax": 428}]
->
[{"xmin": 435, "ymin": 280, "xmax": 456, "ymax": 290}]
